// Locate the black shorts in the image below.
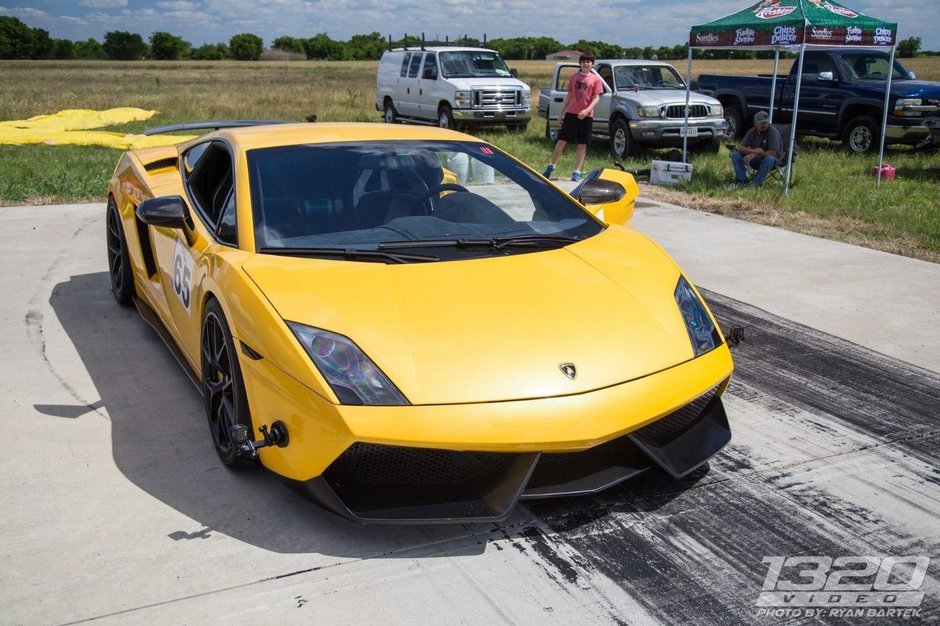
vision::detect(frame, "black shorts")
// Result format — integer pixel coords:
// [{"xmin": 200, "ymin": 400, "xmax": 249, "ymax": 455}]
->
[{"xmin": 558, "ymin": 113, "xmax": 593, "ymax": 145}]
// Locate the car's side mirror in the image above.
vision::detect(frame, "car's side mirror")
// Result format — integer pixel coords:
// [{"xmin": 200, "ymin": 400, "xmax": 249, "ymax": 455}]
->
[
  {"xmin": 817, "ymin": 71, "xmax": 835, "ymax": 82},
  {"xmin": 572, "ymin": 168, "xmax": 640, "ymax": 226},
  {"xmin": 510, "ymin": 68, "xmax": 519, "ymax": 79},
  {"xmin": 909, "ymin": 71, "xmax": 917, "ymax": 80},
  {"xmin": 136, "ymin": 195, "xmax": 190, "ymax": 229}
]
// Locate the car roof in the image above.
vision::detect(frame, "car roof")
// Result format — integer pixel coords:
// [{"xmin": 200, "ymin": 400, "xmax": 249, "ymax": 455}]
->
[
  {"xmin": 388, "ymin": 47, "xmax": 498, "ymax": 54},
  {"xmin": 181, "ymin": 122, "xmax": 477, "ymax": 153},
  {"xmin": 594, "ymin": 59, "xmax": 676, "ymax": 67}
]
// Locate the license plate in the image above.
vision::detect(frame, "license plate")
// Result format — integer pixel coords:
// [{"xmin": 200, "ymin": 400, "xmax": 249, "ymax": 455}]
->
[{"xmin": 680, "ymin": 126, "xmax": 699, "ymax": 137}]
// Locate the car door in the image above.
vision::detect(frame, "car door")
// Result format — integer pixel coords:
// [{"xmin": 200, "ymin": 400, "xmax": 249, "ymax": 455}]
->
[
  {"xmin": 149, "ymin": 140, "xmax": 238, "ymax": 367},
  {"xmin": 418, "ymin": 52, "xmax": 439, "ymax": 120},
  {"xmin": 397, "ymin": 52, "xmax": 424, "ymax": 118},
  {"xmin": 780, "ymin": 54, "xmax": 842, "ymax": 134}
]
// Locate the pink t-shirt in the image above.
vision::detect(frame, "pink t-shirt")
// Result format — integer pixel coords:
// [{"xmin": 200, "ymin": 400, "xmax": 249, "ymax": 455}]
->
[{"xmin": 564, "ymin": 71, "xmax": 604, "ymax": 117}]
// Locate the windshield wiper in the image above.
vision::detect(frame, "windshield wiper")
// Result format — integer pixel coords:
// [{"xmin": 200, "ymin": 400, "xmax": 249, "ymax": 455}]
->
[
  {"xmin": 257, "ymin": 246, "xmax": 439, "ymax": 264},
  {"xmin": 377, "ymin": 235, "xmax": 580, "ymax": 251}
]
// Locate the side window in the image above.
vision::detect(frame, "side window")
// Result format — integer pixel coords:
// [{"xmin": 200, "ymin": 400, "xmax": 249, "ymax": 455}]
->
[
  {"xmin": 802, "ymin": 55, "xmax": 835, "ymax": 81},
  {"xmin": 408, "ymin": 53, "xmax": 423, "ymax": 78},
  {"xmin": 183, "ymin": 141, "xmax": 236, "ymax": 245},
  {"xmin": 400, "ymin": 53, "xmax": 412, "ymax": 77},
  {"xmin": 422, "ymin": 53, "xmax": 438, "ymax": 80},
  {"xmin": 597, "ymin": 64, "xmax": 614, "ymax": 91}
]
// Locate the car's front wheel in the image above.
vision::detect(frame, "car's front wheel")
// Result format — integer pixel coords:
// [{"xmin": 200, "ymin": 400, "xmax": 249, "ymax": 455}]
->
[
  {"xmin": 609, "ymin": 118, "xmax": 636, "ymax": 159},
  {"xmin": 843, "ymin": 116, "xmax": 878, "ymax": 153},
  {"xmin": 201, "ymin": 298, "xmax": 256, "ymax": 469},
  {"xmin": 438, "ymin": 104, "xmax": 455, "ymax": 129},
  {"xmin": 106, "ymin": 196, "xmax": 135, "ymax": 306},
  {"xmin": 724, "ymin": 105, "xmax": 744, "ymax": 141}
]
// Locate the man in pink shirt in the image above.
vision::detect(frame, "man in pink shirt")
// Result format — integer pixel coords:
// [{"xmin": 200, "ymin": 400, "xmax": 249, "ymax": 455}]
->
[{"xmin": 543, "ymin": 53, "xmax": 605, "ymax": 182}]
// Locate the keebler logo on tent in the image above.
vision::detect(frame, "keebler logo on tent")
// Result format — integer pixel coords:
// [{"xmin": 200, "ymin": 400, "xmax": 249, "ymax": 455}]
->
[
  {"xmin": 823, "ymin": 2, "xmax": 857, "ymax": 18},
  {"xmin": 755, "ymin": 6, "xmax": 797, "ymax": 20}
]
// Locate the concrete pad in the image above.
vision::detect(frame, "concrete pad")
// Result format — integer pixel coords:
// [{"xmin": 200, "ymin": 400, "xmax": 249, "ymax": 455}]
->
[{"xmin": 1, "ymin": 200, "xmax": 936, "ymax": 623}]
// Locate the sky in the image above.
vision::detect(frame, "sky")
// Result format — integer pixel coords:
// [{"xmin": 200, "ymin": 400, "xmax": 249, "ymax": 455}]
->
[{"xmin": 2, "ymin": 0, "xmax": 938, "ymax": 52}]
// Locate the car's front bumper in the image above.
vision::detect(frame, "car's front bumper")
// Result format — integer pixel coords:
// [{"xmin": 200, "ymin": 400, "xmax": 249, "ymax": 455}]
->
[
  {"xmin": 453, "ymin": 107, "xmax": 531, "ymax": 124},
  {"xmin": 629, "ymin": 119, "xmax": 726, "ymax": 146},
  {"xmin": 241, "ymin": 343, "xmax": 733, "ymax": 523}
]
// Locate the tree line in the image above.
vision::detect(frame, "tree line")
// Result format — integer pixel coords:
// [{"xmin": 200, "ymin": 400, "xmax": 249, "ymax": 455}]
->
[{"xmin": 0, "ymin": 16, "xmax": 930, "ymax": 62}]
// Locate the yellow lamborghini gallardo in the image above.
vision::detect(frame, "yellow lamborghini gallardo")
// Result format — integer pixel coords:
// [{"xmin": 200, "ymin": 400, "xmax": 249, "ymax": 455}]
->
[{"xmin": 106, "ymin": 122, "xmax": 733, "ymax": 523}]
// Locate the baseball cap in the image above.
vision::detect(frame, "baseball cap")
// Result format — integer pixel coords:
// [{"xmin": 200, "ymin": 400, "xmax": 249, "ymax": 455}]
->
[{"xmin": 754, "ymin": 111, "xmax": 769, "ymax": 123}]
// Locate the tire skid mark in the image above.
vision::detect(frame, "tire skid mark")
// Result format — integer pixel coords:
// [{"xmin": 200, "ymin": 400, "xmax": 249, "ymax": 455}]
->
[{"xmin": 516, "ymin": 291, "xmax": 939, "ymax": 624}]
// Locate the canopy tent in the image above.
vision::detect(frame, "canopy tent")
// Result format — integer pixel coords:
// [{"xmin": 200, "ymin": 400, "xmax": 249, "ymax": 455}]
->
[{"xmin": 682, "ymin": 0, "xmax": 898, "ymax": 193}]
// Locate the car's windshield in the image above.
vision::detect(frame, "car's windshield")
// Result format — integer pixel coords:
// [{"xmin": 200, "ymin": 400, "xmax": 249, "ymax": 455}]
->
[
  {"xmin": 248, "ymin": 140, "xmax": 601, "ymax": 261},
  {"xmin": 439, "ymin": 51, "xmax": 512, "ymax": 78},
  {"xmin": 614, "ymin": 65, "xmax": 685, "ymax": 90},
  {"xmin": 839, "ymin": 54, "xmax": 912, "ymax": 81}
]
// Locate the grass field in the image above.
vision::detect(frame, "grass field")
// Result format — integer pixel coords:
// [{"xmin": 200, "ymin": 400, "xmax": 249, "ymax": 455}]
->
[{"xmin": 1, "ymin": 58, "xmax": 938, "ymax": 261}]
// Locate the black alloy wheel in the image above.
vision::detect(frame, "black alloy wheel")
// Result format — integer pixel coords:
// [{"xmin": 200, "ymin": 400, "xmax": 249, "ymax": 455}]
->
[
  {"xmin": 106, "ymin": 197, "xmax": 135, "ymax": 306},
  {"xmin": 201, "ymin": 299, "xmax": 255, "ymax": 469}
]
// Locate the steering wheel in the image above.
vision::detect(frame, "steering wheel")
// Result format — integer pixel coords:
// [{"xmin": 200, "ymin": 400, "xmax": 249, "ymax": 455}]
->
[{"xmin": 416, "ymin": 183, "xmax": 469, "ymax": 206}]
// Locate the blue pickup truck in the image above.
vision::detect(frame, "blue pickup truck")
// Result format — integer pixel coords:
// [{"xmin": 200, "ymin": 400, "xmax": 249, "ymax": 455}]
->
[{"xmin": 696, "ymin": 49, "xmax": 940, "ymax": 153}]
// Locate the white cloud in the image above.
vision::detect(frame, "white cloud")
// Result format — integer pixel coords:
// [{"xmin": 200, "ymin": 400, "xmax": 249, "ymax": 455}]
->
[{"xmin": 78, "ymin": 0, "xmax": 128, "ymax": 8}]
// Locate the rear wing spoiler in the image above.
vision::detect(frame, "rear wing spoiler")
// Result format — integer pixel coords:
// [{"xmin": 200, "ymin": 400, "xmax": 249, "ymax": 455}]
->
[{"xmin": 144, "ymin": 117, "xmax": 316, "ymax": 136}]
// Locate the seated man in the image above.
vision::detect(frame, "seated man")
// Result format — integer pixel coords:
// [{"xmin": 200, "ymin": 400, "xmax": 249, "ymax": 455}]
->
[{"xmin": 732, "ymin": 111, "xmax": 781, "ymax": 187}]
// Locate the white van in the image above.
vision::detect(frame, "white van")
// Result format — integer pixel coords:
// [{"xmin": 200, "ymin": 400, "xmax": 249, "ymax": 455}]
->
[{"xmin": 375, "ymin": 47, "xmax": 531, "ymax": 131}]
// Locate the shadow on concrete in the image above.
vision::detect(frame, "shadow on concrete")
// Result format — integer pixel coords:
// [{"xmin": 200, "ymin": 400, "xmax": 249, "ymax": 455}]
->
[{"xmin": 48, "ymin": 271, "xmax": 705, "ymax": 556}]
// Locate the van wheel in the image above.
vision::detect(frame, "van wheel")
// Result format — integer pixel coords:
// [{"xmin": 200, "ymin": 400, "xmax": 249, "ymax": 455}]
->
[
  {"xmin": 725, "ymin": 106, "xmax": 744, "ymax": 140},
  {"xmin": 610, "ymin": 119, "xmax": 636, "ymax": 159},
  {"xmin": 383, "ymin": 100, "xmax": 398, "ymax": 124},
  {"xmin": 843, "ymin": 116, "xmax": 878, "ymax": 153},
  {"xmin": 438, "ymin": 105, "xmax": 455, "ymax": 130}
]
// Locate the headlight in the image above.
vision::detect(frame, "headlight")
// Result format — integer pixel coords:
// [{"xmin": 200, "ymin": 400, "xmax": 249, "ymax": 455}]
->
[
  {"xmin": 287, "ymin": 322, "xmax": 408, "ymax": 406},
  {"xmin": 522, "ymin": 90, "xmax": 531, "ymax": 106},
  {"xmin": 674, "ymin": 276, "xmax": 722, "ymax": 357},
  {"xmin": 894, "ymin": 97, "xmax": 923, "ymax": 117},
  {"xmin": 454, "ymin": 90, "xmax": 472, "ymax": 109},
  {"xmin": 637, "ymin": 106, "xmax": 661, "ymax": 118},
  {"xmin": 710, "ymin": 104, "xmax": 724, "ymax": 117}
]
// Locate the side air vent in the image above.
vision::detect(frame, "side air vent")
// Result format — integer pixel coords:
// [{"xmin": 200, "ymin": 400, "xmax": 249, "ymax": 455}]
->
[{"xmin": 144, "ymin": 157, "xmax": 178, "ymax": 172}]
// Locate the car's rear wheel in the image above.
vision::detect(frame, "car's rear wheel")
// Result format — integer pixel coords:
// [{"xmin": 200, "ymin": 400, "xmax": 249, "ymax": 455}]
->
[
  {"xmin": 106, "ymin": 196, "xmax": 135, "ymax": 306},
  {"xmin": 545, "ymin": 119, "xmax": 559, "ymax": 142},
  {"xmin": 383, "ymin": 99, "xmax": 398, "ymax": 124},
  {"xmin": 201, "ymin": 299, "xmax": 256, "ymax": 469}
]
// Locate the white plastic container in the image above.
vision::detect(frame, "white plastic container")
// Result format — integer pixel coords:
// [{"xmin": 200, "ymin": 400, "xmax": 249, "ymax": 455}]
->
[{"xmin": 650, "ymin": 160, "xmax": 692, "ymax": 185}]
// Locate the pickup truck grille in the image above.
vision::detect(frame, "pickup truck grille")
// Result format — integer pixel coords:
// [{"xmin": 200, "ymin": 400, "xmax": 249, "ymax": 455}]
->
[
  {"xmin": 473, "ymin": 89, "xmax": 522, "ymax": 109},
  {"xmin": 665, "ymin": 105, "xmax": 709, "ymax": 119}
]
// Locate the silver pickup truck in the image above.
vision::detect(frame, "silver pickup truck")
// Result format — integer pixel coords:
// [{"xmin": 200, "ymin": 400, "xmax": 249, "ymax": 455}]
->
[{"xmin": 538, "ymin": 60, "xmax": 726, "ymax": 158}]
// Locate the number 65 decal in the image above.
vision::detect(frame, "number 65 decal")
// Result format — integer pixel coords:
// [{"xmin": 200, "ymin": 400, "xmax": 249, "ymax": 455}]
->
[{"xmin": 172, "ymin": 238, "xmax": 195, "ymax": 313}]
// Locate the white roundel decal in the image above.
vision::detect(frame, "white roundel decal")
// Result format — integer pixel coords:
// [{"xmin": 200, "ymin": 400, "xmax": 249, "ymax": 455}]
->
[{"xmin": 172, "ymin": 238, "xmax": 195, "ymax": 313}]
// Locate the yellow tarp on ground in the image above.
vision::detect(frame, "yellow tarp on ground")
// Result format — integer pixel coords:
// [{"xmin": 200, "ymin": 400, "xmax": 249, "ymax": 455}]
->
[{"xmin": 0, "ymin": 108, "xmax": 196, "ymax": 149}]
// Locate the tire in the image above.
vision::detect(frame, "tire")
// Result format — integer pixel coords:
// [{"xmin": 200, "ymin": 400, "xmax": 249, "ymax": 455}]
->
[
  {"xmin": 609, "ymin": 118, "xmax": 636, "ymax": 159},
  {"xmin": 724, "ymin": 105, "xmax": 744, "ymax": 141},
  {"xmin": 842, "ymin": 116, "xmax": 879, "ymax": 153},
  {"xmin": 383, "ymin": 99, "xmax": 398, "ymax": 124},
  {"xmin": 438, "ymin": 104, "xmax": 455, "ymax": 129},
  {"xmin": 545, "ymin": 119, "xmax": 559, "ymax": 142},
  {"xmin": 106, "ymin": 196, "xmax": 135, "ymax": 306},
  {"xmin": 201, "ymin": 299, "xmax": 256, "ymax": 469}
]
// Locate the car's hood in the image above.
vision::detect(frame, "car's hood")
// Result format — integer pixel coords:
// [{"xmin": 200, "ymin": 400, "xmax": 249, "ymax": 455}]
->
[
  {"xmin": 625, "ymin": 90, "xmax": 719, "ymax": 107},
  {"xmin": 445, "ymin": 77, "xmax": 529, "ymax": 91},
  {"xmin": 890, "ymin": 80, "xmax": 940, "ymax": 99},
  {"xmin": 242, "ymin": 229, "xmax": 696, "ymax": 405}
]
